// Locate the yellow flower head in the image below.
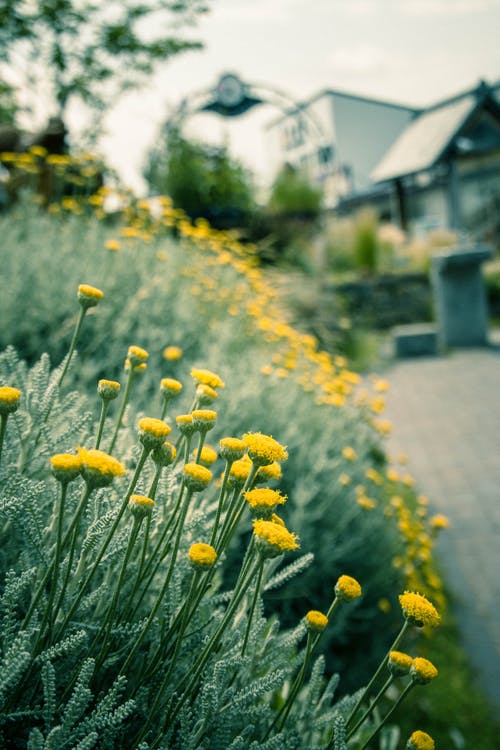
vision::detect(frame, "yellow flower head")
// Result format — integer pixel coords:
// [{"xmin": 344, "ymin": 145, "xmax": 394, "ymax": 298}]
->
[
  {"xmin": 138, "ymin": 417, "xmax": 171, "ymax": 449},
  {"xmin": 125, "ymin": 358, "xmax": 147, "ymax": 374},
  {"xmin": 219, "ymin": 437, "xmax": 246, "ymax": 463},
  {"xmin": 160, "ymin": 378, "xmax": 183, "ymax": 397},
  {"xmin": 228, "ymin": 454, "xmax": 253, "ymax": 488},
  {"xmin": 129, "ymin": 494, "xmax": 154, "ymax": 518},
  {"xmin": 77, "ymin": 284, "xmax": 104, "ymax": 310},
  {"xmin": 97, "ymin": 379, "xmax": 121, "ymax": 401},
  {"xmin": 399, "ymin": 591, "xmax": 440, "ymax": 628},
  {"xmin": 335, "ymin": 575, "xmax": 362, "ymax": 602},
  {"xmin": 0, "ymin": 386, "xmax": 22, "ymax": 415},
  {"xmin": 176, "ymin": 413, "xmax": 196, "ymax": 436},
  {"xmin": 152, "ymin": 441, "xmax": 176, "ymax": 467},
  {"xmin": 388, "ymin": 650, "xmax": 413, "ymax": 676},
  {"xmin": 183, "ymin": 462, "xmax": 212, "ymax": 492},
  {"xmin": 430, "ymin": 514, "xmax": 450, "ymax": 531},
  {"xmin": 105, "ymin": 239, "xmax": 121, "ymax": 252},
  {"xmin": 255, "ymin": 460, "xmax": 283, "ymax": 483},
  {"xmin": 407, "ymin": 731, "xmax": 435, "ymax": 750},
  {"xmin": 163, "ymin": 346, "xmax": 183, "ymax": 361},
  {"xmin": 50, "ymin": 453, "xmax": 82, "ymax": 483},
  {"xmin": 191, "ymin": 367, "xmax": 225, "ymax": 389},
  {"xmin": 243, "ymin": 432, "xmax": 288, "ymax": 467},
  {"xmin": 305, "ymin": 610, "xmax": 328, "ymax": 633},
  {"xmin": 188, "ymin": 542, "xmax": 218, "ymax": 570},
  {"xmin": 410, "ymin": 657, "xmax": 438, "ymax": 684},
  {"xmin": 253, "ymin": 518, "xmax": 299, "ymax": 558},
  {"xmin": 77, "ymin": 447, "xmax": 126, "ymax": 488},
  {"xmin": 127, "ymin": 345, "xmax": 149, "ymax": 367},
  {"xmin": 192, "ymin": 409, "xmax": 217, "ymax": 431},
  {"xmin": 244, "ymin": 488, "xmax": 287, "ymax": 515},
  {"xmin": 196, "ymin": 383, "xmax": 218, "ymax": 405},
  {"xmin": 339, "ymin": 473, "xmax": 351, "ymax": 486},
  {"xmin": 194, "ymin": 445, "xmax": 218, "ymax": 467},
  {"xmin": 342, "ymin": 446, "xmax": 357, "ymax": 461}
]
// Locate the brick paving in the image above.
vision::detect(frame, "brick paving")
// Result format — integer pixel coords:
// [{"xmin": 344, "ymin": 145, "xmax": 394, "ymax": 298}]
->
[{"xmin": 382, "ymin": 346, "xmax": 500, "ymax": 709}]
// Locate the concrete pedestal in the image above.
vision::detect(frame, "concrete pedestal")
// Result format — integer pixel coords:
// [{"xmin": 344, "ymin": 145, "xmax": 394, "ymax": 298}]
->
[{"xmin": 431, "ymin": 245, "xmax": 492, "ymax": 348}]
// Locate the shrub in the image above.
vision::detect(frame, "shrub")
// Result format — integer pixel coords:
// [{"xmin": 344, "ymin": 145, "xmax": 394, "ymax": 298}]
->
[{"xmin": 0, "ymin": 194, "xmax": 445, "ymax": 695}]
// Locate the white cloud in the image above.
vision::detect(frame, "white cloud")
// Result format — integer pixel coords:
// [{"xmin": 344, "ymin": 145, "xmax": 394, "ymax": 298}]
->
[{"xmin": 402, "ymin": 0, "xmax": 500, "ymax": 15}]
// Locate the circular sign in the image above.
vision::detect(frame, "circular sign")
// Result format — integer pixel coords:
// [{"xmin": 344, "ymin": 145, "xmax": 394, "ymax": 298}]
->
[{"xmin": 215, "ymin": 74, "xmax": 245, "ymax": 109}]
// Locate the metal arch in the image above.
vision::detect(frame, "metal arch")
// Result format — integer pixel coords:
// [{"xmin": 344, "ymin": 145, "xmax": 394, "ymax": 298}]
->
[{"xmin": 164, "ymin": 72, "xmax": 328, "ymax": 145}]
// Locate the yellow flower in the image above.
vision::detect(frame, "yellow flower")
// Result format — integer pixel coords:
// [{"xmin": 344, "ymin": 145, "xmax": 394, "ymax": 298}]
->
[
  {"xmin": 399, "ymin": 591, "xmax": 440, "ymax": 628},
  {"xmin": 228, "ymin": 454, "xmax": 253, "ymax": 487},
  {"xmin": 188, "ymin": 542, "xmax": 218, "ymax": 570},
  {"xmin": 430, "ymin": 514, "xmax": 450, "ymax": 531},
  {"xmin": 50, "ymin": 453, "xmax": 82, "ymax": 483},
  {"xmin": 305, "ymin": 610, "xmax": 328, "ymax": 633},
  {"xmin": 342, "ymin": 446, "xmax": 357, "ymax": 461},
  {"xmin": 0, "ymin": 386, "xmax": 22, "ymax": 415},
  {"xmin": 190, "ymin": 367, "xmax": 225, "ymax": 389},
  {"xmin": 77, "ymin": 284, "xmax": 104, "ymax": 310},
  {"xmin": 105, "ymin": 239, "xmax": 121, "ymax": 252},
  {"xmin": 129, "ymin": 494, "xmax": 154, "ymax": 517},
  {"xmin": 196, "ymin": 383, "xmax": 218, "ymax": 405},
  {"xmin": 77, "ymin": 447, "xmax": 126, "ymax": 487},
  {"xmin": 219, "ymin": 437, "xmax": 246, "ymax": 462},
  {"xmin": 335, "ymin": 575, "xmax": 362, "ymax": 602},
  {"xmin": 357, "ymin": 496, "xmax": 377, "ymax": 510},
  {"xmin": 365, "ymin": 467, "xmax": 382, "ymax": 485},
  {"xmin": 244, "ymin": 488, "xmax": 287, "ymax": 511},
  {"xmin": 388, "ymin": 650, "xmax": 413, "ymax": 676},
  {"xmin": 407, "ymin": 731, "xmax": 435, "ymax": 750},
  {"xmin": 160, "ymin": 378, "xmax": 183, "ymax": 396},
  {"xmin": 339, "ymin": 473, "xmax": 351, "ymax": 486},
  {"xmin": 243, "ymin": 432, "xmax": 288, "ymax": 466},
  {"xmin": 127, "ymin": 345, "xmax": 149, "ymax": 367},
  {"xmin": 194, "ymin": 445, "xmax": 218, "ymax": 467},
  {"xmin": 192, "ymin": 409, "xmax": 217, "ymax": 431},
  {"xmin": 373, "ymin": 378, "xmax": 390, "ymax": 393},
  {"xmin": 152, "ymin": 441, "xmax": 176, "ymax": 467},
  {"xmin": 257, "ymin": 461, "xmax": 283, "ymax": 482},
  {"xmin": 163, "ymin": 346, "xmax": 183, "ymax": 361},
  {"xmin": 97, "ymin": 379, "xmax": 121, "ymax": 400},
  {"xmin": 183, "ymin": 462, "xmax": 212, "ymax": 491},
  {"xmin": 176, "ymin": 413, "xmax": 196, "ymax": 436},
  {"xmin": 410, "ymin": 657, "xmax": 438, "ymax": 684},
  {"xmin": 138, "ymin": 417, "xmax": 171, "ymax": 449},
  {"xmin": 253, "ymin": 518, "xmax": 299, "ymax": 558}
]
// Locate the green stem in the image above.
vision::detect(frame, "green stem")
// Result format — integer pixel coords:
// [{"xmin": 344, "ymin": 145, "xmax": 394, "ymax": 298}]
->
[
  {"xmin": 276, "ymin": 633, "xmax": 314, "ymax": 732},
  {"xmin": 209, "ymin": 461, "xmax": 232, "ymax": 547},
  {"xmin": 93, "ymin": 516, "xmax": 142, "ymax": 670},
  {"xmin": 119, "ymin": 486, "xmax": 194, "ymax": 676},
  {"xmin": 37, "ymin": 482, "xmax": 68, "ymax": 642},
  {"xmin": 345, "ymin": 619, "xmax": 410, "ymax": 729},
  {"xmin": 95, "ymin": 400, "xmax": 110, "ymax": 449},
  {"xmin": 345, "ymin": 675, "xmax": 394, "ymax": 742},
  {"xmin": 58, "ymin": 307, "xmax": 86, "ymax": 388},
  {"xmin": 195, "ymin": 430, "xmax": 207, "ymax": 463},
  {"xmin": 54, "ymin": 446, "xmax": 150, "ymax": 640},
  {"xmin": 358, "ymin": 681, "xmax": 414, "ymax": 750},
  {"xmin": 241, "ymin": 556, "xmax": 265, "ymax": 656},
  {"xmin": 0, "ymin": 414, "xmax": 8, "ymax": 467},
  {"xmin": 155, "ymin": 554, "xmax": 260, "ymax": 738},
  {"xmin": 109, "ymin": 368, "xmax": 136, "ymax": 454}
]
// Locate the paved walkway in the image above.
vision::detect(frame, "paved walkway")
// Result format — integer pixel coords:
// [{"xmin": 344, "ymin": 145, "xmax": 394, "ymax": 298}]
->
[{"xmin": 383, "ymin": 345, "xmax": 500, "ymax": 709}]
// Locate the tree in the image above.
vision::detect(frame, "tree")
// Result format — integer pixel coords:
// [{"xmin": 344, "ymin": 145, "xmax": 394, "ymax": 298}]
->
[
  {"xmin": 145, "ymin": 129, "xmax": 256, "ymax": 227},
  {"xmin": 0, "ymin": 1, "xmax": 209, "ymax": 130},
  {"xmin": 268, "ymin": 163, "xmax": 323, "ymax": 217}
]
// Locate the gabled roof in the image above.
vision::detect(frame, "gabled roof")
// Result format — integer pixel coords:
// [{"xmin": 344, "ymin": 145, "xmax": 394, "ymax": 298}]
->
[{"xmin": 371, "ymin": 82, "xmax": 500, "ymax": 183}]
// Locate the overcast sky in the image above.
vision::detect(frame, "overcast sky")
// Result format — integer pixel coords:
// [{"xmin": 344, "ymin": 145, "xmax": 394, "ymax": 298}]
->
[{"xmin": 94, "ymin": 0, "xmax": 500, "ymax": 193}]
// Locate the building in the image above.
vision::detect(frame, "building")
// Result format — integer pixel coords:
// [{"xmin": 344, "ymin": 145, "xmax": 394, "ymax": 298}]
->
[
  {"xmin": 265, "ymin": 88, "xmax": 418, "ymax": 209},
  {"xmin": 265, "ymin": 80, "xmax": 500, "ymax": 246}
]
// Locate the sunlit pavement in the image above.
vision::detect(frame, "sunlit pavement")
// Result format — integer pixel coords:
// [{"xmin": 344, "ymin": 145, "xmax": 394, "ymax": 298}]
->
[{"xmin": 383, "ymin": 343, "xmax": 500, "ymax": 709}]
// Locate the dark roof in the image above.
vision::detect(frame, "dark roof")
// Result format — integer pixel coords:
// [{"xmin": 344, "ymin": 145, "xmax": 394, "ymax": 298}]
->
[{"xmin": 371, "ymin": 80, "xmax": 500, "ymax": 183}]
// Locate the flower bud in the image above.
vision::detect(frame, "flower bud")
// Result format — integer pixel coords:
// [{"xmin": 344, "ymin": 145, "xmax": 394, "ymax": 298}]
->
[
  {"xmin": 305, "ymin": 610, "xmax": 328, "ymax": 633},
  {"xmin": 335, "ymin": 575, "xmax": 362, "ymax": 602},
  {"xmin": 152, "ymin": 441, "xmax": 176, "ymax": 467},
  {"xmin": 0, "ymin": 386, "xmax": 21, "ymax": 415},
  {"xmin": 138, "ymin": 417, "xmax": 171, "ymax": 450},
  {"xmin": 78, "ymin": 284, "xmax": 103, "ymax": 310},
  {"xmin": 183, "ymin": 463, "xmax": 212, "ymax": 492},
  {"xmin": 50, "ymin": 453, "xmax": 82, "ymax": 484},
  {"xmin": 129, "ymin": 494, "xmax": 154, "ymax": 518},
  {"xmin": 188, "ymin": 542, "xmax": 217, "ymax": 571},
  {"xmin": 97, "ymin": 379, "xmax": 121, "ymax": 401}
]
